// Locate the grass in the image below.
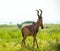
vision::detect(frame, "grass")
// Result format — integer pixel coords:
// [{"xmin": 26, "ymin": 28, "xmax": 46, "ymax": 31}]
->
[{"xmin": 0, "ymin": 24, "xmax": 60, "ymax": 51}]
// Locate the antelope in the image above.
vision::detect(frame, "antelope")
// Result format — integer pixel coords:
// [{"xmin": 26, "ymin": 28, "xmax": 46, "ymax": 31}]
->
[{"xmin": 17, "ymin": 9, "xmax": 44, "ymax": 48}]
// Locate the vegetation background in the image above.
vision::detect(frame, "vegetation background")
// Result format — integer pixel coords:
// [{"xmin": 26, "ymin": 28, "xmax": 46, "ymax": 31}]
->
[
  {"xmin": 0, "ymin": 23, "xmax": 60, "ymax": 51},
  {"xmin": 0, "ymin": 0, "xmax": 60, "ymax": 51}
]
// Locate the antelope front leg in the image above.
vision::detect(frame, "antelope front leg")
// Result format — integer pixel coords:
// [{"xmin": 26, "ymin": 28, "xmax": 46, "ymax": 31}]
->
[
  {"xmin": 33, "ymin": 38, "xmax": 35, "ymax": 48},
  {"xmin": 35, "ymin": 39, "xmax": 39, "ymax": 48},
  {"xmin": 33, "ymin": 37, "xmax": 39, "ymax": 48}
]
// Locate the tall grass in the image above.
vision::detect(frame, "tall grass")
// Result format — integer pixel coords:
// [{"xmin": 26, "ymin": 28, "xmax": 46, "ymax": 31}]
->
[{"xmin": 0, "ymin": 24, "xmax": 60, "ymax": 51}]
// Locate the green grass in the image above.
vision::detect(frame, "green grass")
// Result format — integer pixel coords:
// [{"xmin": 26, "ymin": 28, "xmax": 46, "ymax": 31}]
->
[{"xmin": 0, "ymin": 24, "xmax": 60, "ymax": 51}]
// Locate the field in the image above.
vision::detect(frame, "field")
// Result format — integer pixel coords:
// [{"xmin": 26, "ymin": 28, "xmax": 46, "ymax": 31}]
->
[{"xmin": 0, "ymin": 24, "xmax": 60, "ymax": 51}]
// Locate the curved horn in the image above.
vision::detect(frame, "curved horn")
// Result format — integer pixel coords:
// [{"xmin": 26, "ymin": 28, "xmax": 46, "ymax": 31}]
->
[
  {"xmin": 39, "ymin": 9, "xmax": 42, "ymax": 16},
  {"xmin": 36, "ymin": 10, "xmax": 39, "ymax": 17}
]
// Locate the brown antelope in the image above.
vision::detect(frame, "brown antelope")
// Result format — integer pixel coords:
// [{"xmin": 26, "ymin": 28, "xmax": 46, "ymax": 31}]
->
[{"xmin": 18, "ymin": 9, "xmax": 44, "ymax": 48}]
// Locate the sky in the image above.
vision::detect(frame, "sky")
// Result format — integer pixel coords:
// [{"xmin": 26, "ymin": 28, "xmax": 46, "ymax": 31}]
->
[{"xmin": 0, "ymin": 0, "xmax": 60, "ymax": 24}]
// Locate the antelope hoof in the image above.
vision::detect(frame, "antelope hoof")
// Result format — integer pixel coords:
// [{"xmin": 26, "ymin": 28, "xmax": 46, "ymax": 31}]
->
[{"xmin": 37, "ymin": 46, "xmax": 39, "ymax": 48}]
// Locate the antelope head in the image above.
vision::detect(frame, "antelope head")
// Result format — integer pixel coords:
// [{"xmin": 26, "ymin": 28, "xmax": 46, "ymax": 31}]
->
[{"xmin": 36, "ymin": 9, "xmax": 44, "ymax": 29}]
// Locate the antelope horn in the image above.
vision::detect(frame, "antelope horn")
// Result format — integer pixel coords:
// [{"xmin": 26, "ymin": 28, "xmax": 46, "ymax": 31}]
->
[
  {"xmin": 36, "ymin": 10, "xmax": 39, "ymax": 17},
  {"xmin": 39, "ymin": 9, "xmax": 42, "ymax": 16}
]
